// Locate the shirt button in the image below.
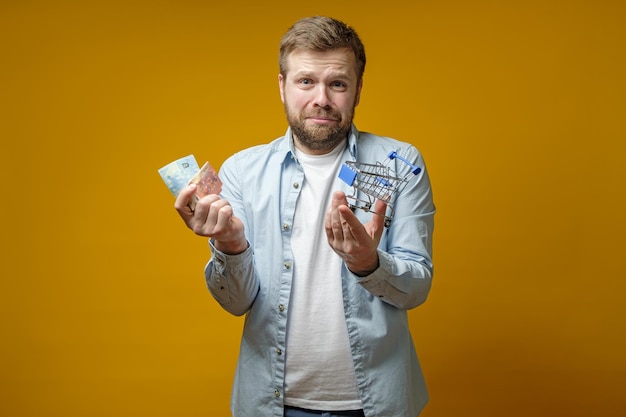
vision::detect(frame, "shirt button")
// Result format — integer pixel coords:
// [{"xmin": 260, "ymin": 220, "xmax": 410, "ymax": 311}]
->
[
  {"xmin": 284, "ymin": 261, "xmax": 291, "ymax": 269},
  {"xmin": 278, "ymin": 304, "xmax": 285, "ymax": 312},
  {"xmin": 282, "ymin": 223, "xmax": 290, "ymax": 231},
  {"xmin": 276, "ymin": 348, "xmax": 282, "ymax": 355},
  {"xmin": 293, "ymin": 182, "xmax": 299, "ymax": 189},
  {"xmin": 274, "ymin": 390, "xmax": 281, "ymax": 398}
]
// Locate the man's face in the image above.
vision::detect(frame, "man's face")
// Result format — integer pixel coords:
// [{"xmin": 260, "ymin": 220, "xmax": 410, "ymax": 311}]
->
[{"xmin": 278, "ymin": 48, "xmax": 362, "ymax": 155}]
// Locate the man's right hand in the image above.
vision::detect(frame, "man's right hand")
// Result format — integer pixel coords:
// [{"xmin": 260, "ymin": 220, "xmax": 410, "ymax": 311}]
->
[{"xmin": 174, "ymin": 184, "xmax": 248, "ymax": 255}]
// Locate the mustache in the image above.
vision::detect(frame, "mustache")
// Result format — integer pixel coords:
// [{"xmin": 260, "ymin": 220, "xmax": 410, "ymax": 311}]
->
[{"xmin": 304, "ymin": 109, "xmax": 342, "ymax": 120}]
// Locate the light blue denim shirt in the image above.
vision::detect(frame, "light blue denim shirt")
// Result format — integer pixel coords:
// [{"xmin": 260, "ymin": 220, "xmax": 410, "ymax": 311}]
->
[{"xmin": 205, "ymin": 125, "xmax": 435, "ymax": 417}]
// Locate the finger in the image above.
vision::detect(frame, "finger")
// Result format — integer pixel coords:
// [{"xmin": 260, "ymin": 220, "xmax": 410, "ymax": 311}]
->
[
  {"xmin": 331, "ymin": 190, "xmax": 348, "ymax": 208},
  {"xmin": 328, "ymin": 191, "xmax": 348, "ymax": 238},
  {"xmin": 215, "ymin": 203, "xmax": 235, "ymax": 232},
  {"xmin": 174, "ymin": 184, "xmax": 197, "ymax": 219},
  {"xmin": 337, "ymin": 205, "xmax": 358, "ymax": 239},
  {"xmin": 201, "ymin": 198, "xmax": 228, "ymax": 231},
  {"xmin": 329, "ymin": 214, "xmax": 345, "ymax": 240},
  {"xmin": 324, "ymin": 206, "xmax": 337, "ymax": 241},
  {"xmin": 370, "ymin": 198, "xmax": 388, "ymax": 237}
]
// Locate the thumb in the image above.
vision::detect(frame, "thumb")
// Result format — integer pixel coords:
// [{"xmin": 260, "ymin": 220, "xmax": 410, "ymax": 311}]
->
[{"xmin": 370, "ymin": 198, "xmax": 389, "ymax": 236}]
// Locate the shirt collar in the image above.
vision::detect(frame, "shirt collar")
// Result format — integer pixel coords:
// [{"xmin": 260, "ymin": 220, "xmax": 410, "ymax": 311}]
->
[{"xmin": 347, "ymin": 124, "xmax": 358, "ymax": 159}]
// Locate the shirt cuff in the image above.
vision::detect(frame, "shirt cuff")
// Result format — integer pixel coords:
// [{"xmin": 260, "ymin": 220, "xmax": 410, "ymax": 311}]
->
[
  {"xmin": 208, "ymin": 238, "xmax": 252, "ymax": 267},
  {"xmin": 351, "ymin": 249, "xmax": 392, "ymax": 295}
]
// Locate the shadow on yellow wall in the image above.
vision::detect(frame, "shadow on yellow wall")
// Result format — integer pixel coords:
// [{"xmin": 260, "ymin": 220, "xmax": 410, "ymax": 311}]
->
[{"xmin": 1, "ymin": 1, "xmax": 624, "ymax": 416}]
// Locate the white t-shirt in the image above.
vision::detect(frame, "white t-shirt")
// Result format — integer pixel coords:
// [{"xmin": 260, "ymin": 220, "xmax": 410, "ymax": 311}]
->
[{"xmin": 284, "ymin": 141, "xmax": 362, "ymax": 411}]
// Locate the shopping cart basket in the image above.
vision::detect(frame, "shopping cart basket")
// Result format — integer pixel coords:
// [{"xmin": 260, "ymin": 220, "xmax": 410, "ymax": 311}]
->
[{"xmin": 338, "ymin": 151, "xmax": 421, "ymax": 227}]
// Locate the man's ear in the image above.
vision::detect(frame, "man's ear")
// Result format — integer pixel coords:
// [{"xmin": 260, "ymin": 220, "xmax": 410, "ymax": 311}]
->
[
  {"xmin": 278, "ymin": 74, "xmax": 285, "ymax": 103},
  {"xmin": 355, "ymin": 78, "xmax": 363, "ymax": 107}
]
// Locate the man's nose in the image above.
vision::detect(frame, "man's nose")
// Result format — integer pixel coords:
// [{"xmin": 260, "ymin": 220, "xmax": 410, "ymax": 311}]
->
[{"xmin": 313, "ymin": 85, "xmax": 331, "ymax": 108}]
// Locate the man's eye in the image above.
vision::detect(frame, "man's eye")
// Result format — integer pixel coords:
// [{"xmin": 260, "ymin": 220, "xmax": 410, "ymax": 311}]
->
[
  {"xmin": 299, "ymin": 79, "xmax": 312, "ymax": 85},
  {"xmin": 331, "ymin": 81, "xmax": 347, "ymax": 88}
]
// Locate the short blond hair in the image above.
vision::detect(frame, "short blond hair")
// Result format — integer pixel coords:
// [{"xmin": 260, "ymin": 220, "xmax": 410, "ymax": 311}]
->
[{"xmin": 279, "ymin": 16, "xmax": 366, "ymax": 82}]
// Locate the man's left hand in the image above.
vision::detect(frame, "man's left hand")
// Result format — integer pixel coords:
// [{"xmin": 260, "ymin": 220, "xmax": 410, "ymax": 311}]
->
[{"xmin": 324, "ymin": 191, "xmax": 387, "ymax": 276}]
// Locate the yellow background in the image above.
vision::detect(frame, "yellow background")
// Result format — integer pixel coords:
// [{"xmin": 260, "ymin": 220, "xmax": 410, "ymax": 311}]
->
[{"xmin": 1, "ymin": 1, "xmax": 625, "ymax": 416}]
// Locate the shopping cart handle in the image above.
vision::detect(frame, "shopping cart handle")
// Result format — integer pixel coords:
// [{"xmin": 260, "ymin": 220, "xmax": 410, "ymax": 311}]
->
[
  {"xmin": 338, "ymin": 164, "xmax": 358, "ymax": 186},
  {"xmin": 388, "ymin": 151, "xmax": 421, "ymax": 175}
]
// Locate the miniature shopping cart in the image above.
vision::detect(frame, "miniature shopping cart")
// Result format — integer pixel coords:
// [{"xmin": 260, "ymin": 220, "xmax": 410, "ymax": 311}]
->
[{"xmin": 338, "ymin": 151, "xmax": 422, "ymax": 227}]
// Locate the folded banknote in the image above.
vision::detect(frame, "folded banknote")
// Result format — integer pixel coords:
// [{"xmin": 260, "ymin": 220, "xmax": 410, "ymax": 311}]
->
[{"xmin": 158, "ymin": 154, "xmax": 222, "ymax": 210}]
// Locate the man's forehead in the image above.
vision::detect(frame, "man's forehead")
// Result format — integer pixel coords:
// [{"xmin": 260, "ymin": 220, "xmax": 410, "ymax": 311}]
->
[{"xmin": 284, "ymin": 49, "xmax": 357, "ymax": 76}]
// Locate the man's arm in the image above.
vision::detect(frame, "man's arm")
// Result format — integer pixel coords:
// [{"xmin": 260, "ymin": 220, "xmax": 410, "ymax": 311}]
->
[
  {"xmin": 325, "ymin": 148, "xmax": 435, "ymax": 310},
  {"xmin": 175, "ymin": 183, "xmax": 259, "ymax": 316}
]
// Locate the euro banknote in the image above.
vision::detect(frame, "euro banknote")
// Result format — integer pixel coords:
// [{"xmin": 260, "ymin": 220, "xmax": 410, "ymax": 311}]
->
[{"xmin": 158, "ymin": 154, "xmax": 222, "ymax": 210}]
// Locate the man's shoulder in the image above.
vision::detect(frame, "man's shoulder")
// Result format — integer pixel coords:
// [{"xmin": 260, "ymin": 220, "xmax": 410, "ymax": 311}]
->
[
  {"xmin": 222, "ymin": 136, "xmax": 288, "ymax": 171},
  {"xmin": 227, "ymin": 135, "xmax": 289, "ymax": 162},
  {"xmin": 356, "ymin": 130, "xmax": 419, "ymax": 154}
]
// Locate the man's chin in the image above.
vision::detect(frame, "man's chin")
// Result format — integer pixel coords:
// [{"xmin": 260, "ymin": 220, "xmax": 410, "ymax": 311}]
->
[{"xmin": 301, "ymin": 120, "xmax": 336, "ymax": 134}]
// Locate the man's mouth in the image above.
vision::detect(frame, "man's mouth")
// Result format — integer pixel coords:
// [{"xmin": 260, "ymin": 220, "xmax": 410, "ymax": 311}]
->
[{"xmin": 305, "ymin": 113, "xmax": 340, "ymax": 123}]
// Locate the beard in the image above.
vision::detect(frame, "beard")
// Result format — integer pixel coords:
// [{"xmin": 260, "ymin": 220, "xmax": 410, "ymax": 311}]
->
[{"xmin": 285, "ymin": 103, "xmax": 355, "ymax": 153}]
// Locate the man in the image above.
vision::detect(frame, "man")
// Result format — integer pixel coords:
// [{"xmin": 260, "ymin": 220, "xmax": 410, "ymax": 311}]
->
[{"xmin": 175, "ymin": 16, "xmax": 435, "ymax": 417}]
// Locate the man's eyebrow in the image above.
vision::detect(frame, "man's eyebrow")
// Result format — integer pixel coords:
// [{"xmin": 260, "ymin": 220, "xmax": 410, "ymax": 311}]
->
[
  {"xmin": 291, "ymin": 70, "xmax": 313, "ymax": 78},
  {"xmin": 292, "ymin": 70, "xmax": 352, "ymax": 79}
]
